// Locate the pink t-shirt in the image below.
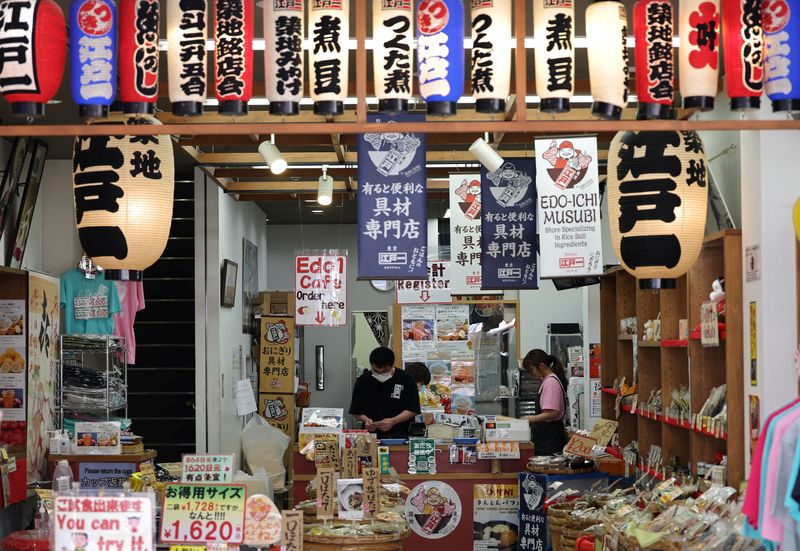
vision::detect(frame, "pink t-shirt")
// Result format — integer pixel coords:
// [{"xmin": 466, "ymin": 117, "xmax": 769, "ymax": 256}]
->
[
  {"xmin": 113, "ymin": 281, "xmax": 145, "ymax": 365},
  {"xmin": 539, "ymin": 374, "xmax": 565, "ymax": 420}
]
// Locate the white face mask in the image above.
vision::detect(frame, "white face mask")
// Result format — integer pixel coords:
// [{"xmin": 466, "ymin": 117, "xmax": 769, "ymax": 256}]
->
[{"xmin": 372, "ymin": 370, "xmax": 393, "ymax": 383}]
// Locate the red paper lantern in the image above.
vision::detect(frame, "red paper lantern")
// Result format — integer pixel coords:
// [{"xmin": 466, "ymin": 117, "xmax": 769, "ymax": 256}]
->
[
  {"xmin": 214, "ymin": 0, "xmax": 254, "ymax": 116},
  {"xmin": 633, "ymin": 0, "xmax": 674, "ymax": 119},
  {"xmin": 119, "ymin": 0, "xmax": 160, "ymax": 114},
  {"xmin": 722, "ymin": 0, "xmax": 764, "ymax": 109},
  {"xmin": 0, "ymin": 0, "xmax": 66, "ymax": 117}
]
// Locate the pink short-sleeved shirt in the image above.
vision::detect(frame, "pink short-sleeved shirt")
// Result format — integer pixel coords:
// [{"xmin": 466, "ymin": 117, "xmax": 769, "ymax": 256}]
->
[
  {"xmin": 113, "ymin": 280, "xmax": 145, "ymax": 365},
  {"xmin": 539, "ymin": 374, "xmax": 565, "ymax": 420}
]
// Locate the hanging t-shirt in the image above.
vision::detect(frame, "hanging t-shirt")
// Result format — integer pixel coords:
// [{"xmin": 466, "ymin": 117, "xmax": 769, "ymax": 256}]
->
[
  {"xmin": 761, "ymin": 403, "xmax": 800, "ymax": 542},
  {"xmin": 113, "ymin": 280, "xmax": 145, "ymax": 365},
  {"xmin": 60, "ymin": 268, "xmax": 122, "ymax": 335}
]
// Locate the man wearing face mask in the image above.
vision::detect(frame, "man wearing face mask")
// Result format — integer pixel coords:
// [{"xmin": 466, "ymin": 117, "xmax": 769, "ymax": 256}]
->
[{"xmin": 349, "ymin": 347, "xmax": 421, "ymax": 439}]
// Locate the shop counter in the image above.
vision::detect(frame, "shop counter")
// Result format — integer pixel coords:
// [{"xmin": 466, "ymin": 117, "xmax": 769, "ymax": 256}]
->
[
  {"xmin": 47, "ymin": 450, "xmax": 157, "ymax": 488},
  {"xmin": 292, "ymin": 444, "xmax": 534, "ymax": 551}
]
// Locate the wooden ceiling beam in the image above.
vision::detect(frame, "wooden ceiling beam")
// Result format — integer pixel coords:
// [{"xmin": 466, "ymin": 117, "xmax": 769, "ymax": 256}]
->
[{"xmin": 223, "ymin": 179, "xmax": 451, "ymax": 193}]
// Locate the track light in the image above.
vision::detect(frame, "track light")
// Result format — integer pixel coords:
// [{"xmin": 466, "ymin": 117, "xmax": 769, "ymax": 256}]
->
[
  {"xmin": 258, "ymin": 134, "xmax": 287, "ymax": 174},
  {"xmin": 469, "ymin": 135, "xmax": 504, "ymax": 172},
  {"xmin": 317, "ymin": 165, "xmax": 333, "ymax": 206}
]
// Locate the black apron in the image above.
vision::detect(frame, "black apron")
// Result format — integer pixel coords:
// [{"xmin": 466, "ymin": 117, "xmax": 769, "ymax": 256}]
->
[{"xmin": 531, "ymin": 375, "xmax": 567, "ymax": 456}]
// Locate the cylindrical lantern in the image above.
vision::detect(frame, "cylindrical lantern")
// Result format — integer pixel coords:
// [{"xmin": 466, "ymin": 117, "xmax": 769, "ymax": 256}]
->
[
  {"xmin": 722, "ymin": 0, "xmax": 763, "ymax": 110},
  {"xmin": 607, "ymin": 130, "xmax": 709, "ymax": 289},
  {"xmin": 373, "ymin": 0, "xmax": 413, "ymax": 113},
  {"xmin": 533, "ymin": 0, "xmax": 575, "ymax": 113},
  {"xmin": 0, "ymin": 0, "xmax": 66, "ymax": 117},
  {"xmin": 119, "ymin": 0, "xmax": 160, "ymax": 115},
  {"xmin": 417, "ymin": 0, "xmax": 464, "ymax": 115},
  {"xmin": 264, "ymin": 0, "xmax": 303, "ymax": 115},
  {"xmin": 70, "ymin": 0, "xmax": 117, "ymax": 118},
  {"xmin": 586, "ymin": 1, "xmax": 630, "ymax": 120},
  {"xmin": 678, "ymin": 0, "xmax": 719, "ymax": 110},
  {"xmin": 470, "ymin": 0, "xmax": 511, "ymax": 113},
  {"xmin": 214, "ymin": 0, "xmax": 253, "ymax": 116},
  {"xmin": 633, "ymin": 0, "xmax": 673, "ymax": 119},
  {"xmin": 73, "ymin": 114, "xmax": 175, "ymax": 281},
  {"xmin": 763, "ymin": 0, "xmax": 800, "ymax": 112},
  {"xmin": 308, "ymin": 0, "xmax": 349, "ymax": 116},
  {"xmin": 168, "ymin": 0, "xmax": 207, "ymax": 116}
]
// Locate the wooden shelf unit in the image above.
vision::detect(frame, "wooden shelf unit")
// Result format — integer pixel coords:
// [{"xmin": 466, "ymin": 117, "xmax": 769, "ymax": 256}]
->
[{"xmin": 599, "ymin": 230, "xmax": 744, "ymax": 489}]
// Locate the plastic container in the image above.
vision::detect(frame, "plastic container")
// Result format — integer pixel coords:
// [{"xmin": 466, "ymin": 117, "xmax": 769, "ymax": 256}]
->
[{"xmin": 52, "ymin": 459, "xmax": 73, "ymax": 493}]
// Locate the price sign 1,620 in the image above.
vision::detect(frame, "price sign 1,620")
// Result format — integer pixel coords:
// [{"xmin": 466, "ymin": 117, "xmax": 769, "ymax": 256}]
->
[{"xmin": 160, "ymin": 484, "xmax": 247, "ymax": 545}]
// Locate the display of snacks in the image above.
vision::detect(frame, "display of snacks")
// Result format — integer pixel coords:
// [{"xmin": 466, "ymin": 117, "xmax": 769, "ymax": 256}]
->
[{"xmin": 303, "ymin": 519, "xmax": 409, "ymax": 545}]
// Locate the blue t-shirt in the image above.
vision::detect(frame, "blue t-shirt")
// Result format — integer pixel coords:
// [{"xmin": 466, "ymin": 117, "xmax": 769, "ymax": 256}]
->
[{"xmin": 59, "ymin": 268, "xmax": 121, "ymax": 335}]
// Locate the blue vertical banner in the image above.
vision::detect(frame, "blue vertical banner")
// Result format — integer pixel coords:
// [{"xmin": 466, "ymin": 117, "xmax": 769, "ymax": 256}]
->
[
  {"xmin": 763, "ymin": 0, "xmax": 800, "ymax": 110},
  {"xmin": 70, "ymin": 0, "xmax": 117, "ymax": 117},
  {"xmin": 480, "ymin": 158, "xmax": 538, "ymax": 289},
  {"xmin": 518, "ymin": 473, "xmax": 548, "ymax": 551},
  {"xmin": 417, "ymin": 0, "xmax": 464, "ymax": 114},
  {"xmin": 357, "ymin": 113, "xmax": 428, "ymax": 279}
]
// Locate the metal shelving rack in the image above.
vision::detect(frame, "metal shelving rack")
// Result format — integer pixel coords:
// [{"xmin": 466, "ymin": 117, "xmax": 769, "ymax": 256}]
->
[{"xmin": 56, "ymin": 335, "xmax": 128, "ymax": 430}]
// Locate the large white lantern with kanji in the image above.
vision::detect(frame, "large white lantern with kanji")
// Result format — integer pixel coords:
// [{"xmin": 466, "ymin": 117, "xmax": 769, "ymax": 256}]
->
[
  {"xmin": 264, "ymin": 0, "xmax": 304, "ymax": 115},
  {"xmin": 309, "ymin": 0, "xmax": 349, "ymax": 116},
  {"xmin": 373, "ymin": 0, "xmax": 413, "ymax": 113},
  {"xmin": 586, "ymin": 0, "xmax": 630, "ymax": 120},
  {"xmin": 470, "ymin": 0, "xmax": 511, "ymax": 113},
  {"xmin": 533, "ymin": 0, "xmax": 575, "ymax": 113}
]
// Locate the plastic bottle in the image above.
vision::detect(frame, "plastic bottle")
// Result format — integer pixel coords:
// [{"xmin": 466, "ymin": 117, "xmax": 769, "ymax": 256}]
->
[
  {"xmin": 34, "ymin": 503, "xmax": 49, "ymax": 537},
  {"xmin": 51, "ymin": 460, "xmax": 73, "ymax": 493}
]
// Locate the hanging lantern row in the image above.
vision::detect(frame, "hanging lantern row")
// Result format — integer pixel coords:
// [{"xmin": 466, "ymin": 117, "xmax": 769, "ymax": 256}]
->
[{"xmin": 1, "ymin": 0, "xmax": 799, "ymax": 117}]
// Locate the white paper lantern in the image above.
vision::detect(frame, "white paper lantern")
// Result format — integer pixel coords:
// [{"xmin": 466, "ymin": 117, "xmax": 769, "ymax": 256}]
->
[
  {"xmin": 73, "ymin": 114, "xmax": 175, "ymax": 281},
  {"xmin": 470, "ymin": 0, "xmax": 512, "ymax": 113},
  {"xmin": 607, "ymin": 130, "xmax": 708, "ymax": 289},
  {"xmin": 168, "ymin": 0, "xmax": 208, "ymax": 116},
  {"xmin": 373, "ymin": 0, "xmax": 413, "ymax": 113},
  {"xmin": 264, "ymin": 0, "xmax": 304, "ymax": 115},
  {"xmin": 308, "ymin": 0, "xmax": 349, "ymax": 115},
  {"xmin": 586, "ymin": 0, "xmax": 630, "ymax": 119},
  {"xmin": 679, "ymin": 0, "xmax": 719, "ymax": 110},
  {"xmin": 533, "ymin": 0, "xmax": 575, "ymax": 113}
]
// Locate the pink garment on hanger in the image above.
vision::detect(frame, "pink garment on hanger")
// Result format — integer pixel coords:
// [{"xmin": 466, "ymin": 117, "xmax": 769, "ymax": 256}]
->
[
  {"xmin": 113, "ymin": 280, "xmax": 145, "ymax": 364},
  {"xmin": 760, "ymin": 403, "xmax": 800, "ymax": 541}
]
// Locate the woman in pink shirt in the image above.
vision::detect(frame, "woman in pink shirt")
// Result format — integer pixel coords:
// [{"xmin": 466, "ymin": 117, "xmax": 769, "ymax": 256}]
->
[{"xmin": 520, "ymin": 349, "xmax": 568, "ymax": 455}]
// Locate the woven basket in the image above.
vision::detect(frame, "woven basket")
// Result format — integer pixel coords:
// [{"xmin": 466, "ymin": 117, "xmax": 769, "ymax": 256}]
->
[
  {"xmin": 548, "ymin": 502, "xmax": 582, "ymax": 551},
  {"xmin": 560, "ymin": 522, "xmax": 600, "ymax": 551}
]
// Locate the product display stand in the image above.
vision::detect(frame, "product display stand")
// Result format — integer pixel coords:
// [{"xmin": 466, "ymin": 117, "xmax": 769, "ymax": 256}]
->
[{"xmin": 600, "ymin": 230, "xmax": 744, "ymax": 489}]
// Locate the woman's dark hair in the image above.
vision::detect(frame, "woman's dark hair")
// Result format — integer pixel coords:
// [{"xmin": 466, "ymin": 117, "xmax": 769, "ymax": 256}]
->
[
  {"xmin": 405, "ymin": 362, "xmax": 431, "ymax": 386},
  {"xmin": 369, "ymin": 347, "xmax": 395, "ymax": 369},
  {"xmin": 522, "ymin": 348, "xmax": 568, "ymax": 389}
]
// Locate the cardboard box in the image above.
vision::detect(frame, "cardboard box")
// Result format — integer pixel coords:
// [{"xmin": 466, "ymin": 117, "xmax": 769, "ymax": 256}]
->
[{"xmin": 253, "ymin": 291, "xmax": 295, "ymax": 316}]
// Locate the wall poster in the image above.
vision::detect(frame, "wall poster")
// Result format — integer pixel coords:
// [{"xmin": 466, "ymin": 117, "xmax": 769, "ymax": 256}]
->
[
  {"xmin": 534, "ymin": 137, "xmax": 603, "ymax": 278},
  {"xmin": 294, "ymin": 251, "xmax": 347, "ymax": 326},
  {"xmin": 473, "ymin": 484, "xmax": 519, "ymax": 551}
]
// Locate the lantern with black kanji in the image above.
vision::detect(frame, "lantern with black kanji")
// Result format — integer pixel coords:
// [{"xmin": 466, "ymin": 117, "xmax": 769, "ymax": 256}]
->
[
  {"xmin": 70, "ymin": 0, "xmax": 117, "ymax": 118},
  {"xmin": 168, "ymin": 0, "xmax": 207, "ymax": 116},
  {"xmin": 678, "ymin": 0, "xmax": 719, "ymax": 110},
  {"xmin": 0, "ymin": 0, "xmax": 66, "ymax": 117},
  {"xmin": 763, "ymin": 0, "xmax": 800, "ymax": 112},
  {"xmin": 119, "ymin": 0, "xmax": 159, "ymax": 115},
  {"xmin": 417, "ymin": 0, "xmax": 464, "ymax": 115},
  {"xmin": 470, "ymin": 0, "xmax": 511, "ymax": 113},
  {"xmin": 309, "ymin": 0, "xmax": 349, "ymax": 116},
  {"xmin": 586, "ymin": 0, "xmax": 630, "ymax": 120},
  {"xmin": 722, "ymin": 0, "xmax": 764, "ymax": 110},
  {"xmin": 607, "ymin": 131, "xmax": 709, "ymax": 290},
  {"xmin": 264, "ymin": 0, "xmax": 304, "ymax": 115},
  {"xmin": 633, "ymin": 0, "xmax": 673, "ymax": 119},
  {"xmin": 73, "ymin": 115, "xmax": 175, "ymax": 281},
  {"xmin": 533, "ymin": 0, "xmax": 574, "ymax": 113},
  {"xmin": 373, "ymin": 0, "xmax": 413, "ymax": 113},
  {"xmin": 214, "ymin": 0, "xmax": 253, "ymax": 116}
]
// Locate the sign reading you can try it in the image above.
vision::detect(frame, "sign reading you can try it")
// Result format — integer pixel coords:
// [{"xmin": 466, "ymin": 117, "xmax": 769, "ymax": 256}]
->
[{"xmin": 295, "ymin": 253, "xmax": 347, "ymax": 326}]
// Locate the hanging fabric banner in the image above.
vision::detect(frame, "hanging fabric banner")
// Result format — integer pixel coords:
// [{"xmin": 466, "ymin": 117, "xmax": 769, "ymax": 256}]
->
[
  {"xmin": 534, "ymin": 137, "xmax": 603, "ymax": 278},
  {"xmin": 70, "ymin": 0, "xmax": 117, "ymax": 118},
  {"xmin": 449, "ymin": 174, "xmax": 500, "ymax": 294},
  {"xmin": 480, "ymin": 159, "xmax": 538, "ymax": 290},
  {"xmin": 357, "ymin": 113, "xmax": 427, "ymax": 279}
]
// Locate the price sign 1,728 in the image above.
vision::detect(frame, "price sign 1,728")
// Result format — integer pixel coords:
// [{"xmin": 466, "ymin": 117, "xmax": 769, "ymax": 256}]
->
[{"xmin": 160, "ymin": 484, "xmax": 247, "ymax": 544}]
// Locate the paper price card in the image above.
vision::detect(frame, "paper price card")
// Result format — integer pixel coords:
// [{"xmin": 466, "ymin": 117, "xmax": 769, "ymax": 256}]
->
[
  {"xmin": 342, "ymin": 448, "xmax": 358, "ymax": 478},
  {"xmin": 315, "ymin": 468, "xmax": 336, "ymax": 519},
  {"xmin": 363, "ymin": 467, "xmax": 381, "ymax": 517},
  {"xmin": 563, "ymin": 434, "xmax": 597, "ymax": 459},
  {"xmin": 54, "ymin": 495, "xmax": 154, "ymax": 551},
  {"xmin": 181, "ymin": 454, "xmax": 235, "ymax": 483},
  {"xmin": 281, "ymin": 510, "xmax": 303, "ymax": 551},
  {"xmin": 160, "ymin": 484, "xmax": 247, "ymax": 544}
]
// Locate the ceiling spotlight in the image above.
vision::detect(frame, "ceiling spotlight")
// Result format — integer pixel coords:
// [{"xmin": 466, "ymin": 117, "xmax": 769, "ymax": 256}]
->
[
  {"xmin": 317, "ymin": 165, "xmax": 333, "ymax": 206},
  {"xmin": 469, "ymin": 134, "xmax": 504, "ymax": 172},
  {"xmin": 258, "ymin": 134, "xmax": 287, "ymax": 175}
]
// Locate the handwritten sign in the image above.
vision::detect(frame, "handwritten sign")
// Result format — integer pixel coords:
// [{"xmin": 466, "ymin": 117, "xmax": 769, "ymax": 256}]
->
[
  {"xmin": 181, "ymin": 454, "xmax": 235, "ymax": 483},
  {"xmin": 589, "ymin": 420, "xmax": 619, "ymax": 448},
  {"xmin": 315, "ymin": 468, "xmax": 335, "ymax": 519},
  {"xmin": 281, "ymin": 510, "xmax": 303, "ymax": 551},
  {"xmin": 342, "ymin": 448, "xmax": 358, "ymax": 478},
  {"xmin": 54, "ymin": 495, "xmax": 154, "ymax": 551},
  {"xmin": 295, "ymin": 253, "xmax": 347, "ymax": 326},
  {"xmin": 259, "ymin": 316, "xmax": 296, "ymax": 393},
  {"xmin": 243, "ymin": 494, "xmax": 281, "ymax": 546},
  {"xmin": 313, "ymin": 435, "xmax": 340, "ymax": 471},
  {"xmin": 160, "ymin": 484, "xmax": 246, "ymax": 544},
  {"xmin": 701, "ymin": 301, "xmax": 719, "ymax": 347},
  {"xmin": 356, "ymin": 433, "xmax": 378, "ymax": 470},
  {"xmin": 363, "ymin": 467, "xmax": 381, "ymax": 516},
  {"xmin": 408, "ymin": 438, "xmax": 436, "ymax": 474},
  {"xmin": 563, "ymin": 434, "xmax": 597, "ymax": 459}
]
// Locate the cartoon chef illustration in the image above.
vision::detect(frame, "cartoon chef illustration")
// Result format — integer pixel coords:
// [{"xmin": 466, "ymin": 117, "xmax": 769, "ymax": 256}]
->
[{"xmin": 542, "ymin": 140, "xmax": 593, "ymax": 190}]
